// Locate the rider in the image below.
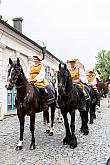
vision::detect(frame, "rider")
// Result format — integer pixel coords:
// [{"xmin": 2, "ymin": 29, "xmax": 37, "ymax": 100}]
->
[
  {"xmin": 67, "ymin": 57, "xmax": 88, "ymax": 111},
  {"xmin": 26, "ymin": 54, "xmax": 48, "ymax": 111},
  {"xmin": 87, "ymin": 69, "xmax": 99, "ymax": 99}
]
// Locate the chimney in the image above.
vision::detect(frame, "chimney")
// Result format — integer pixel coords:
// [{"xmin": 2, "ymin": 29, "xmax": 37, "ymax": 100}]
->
[{"xmin": 12, "ymin": 17, "xmax": 23, "ymax": 33}]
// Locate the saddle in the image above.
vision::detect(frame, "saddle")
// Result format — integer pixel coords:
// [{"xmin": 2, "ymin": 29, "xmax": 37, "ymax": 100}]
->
[
  {"xmin": 73, "ymin": 83, "xmax": 90, "ymax": 101},
  {"xmin": 85, "ymin": 84, "xmax": 97, "ymax": 103},
  {"xmin": 83, "ymin": 87, "xmax": 90, "ymax": 100},
  {"xmin": 33, "ymin": 85, "xmax": 56, "ymax": 105}
]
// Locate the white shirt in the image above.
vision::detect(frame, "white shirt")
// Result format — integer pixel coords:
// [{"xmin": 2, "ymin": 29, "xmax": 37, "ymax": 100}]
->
[
  {"xmin": 79, "ymin": 68, "xmax": 88, "ymax": 84},
  {"xmin": 88, "ymin": 77, "xmax": 97, "ymax": 85},
  {"xmin": 26, "ymin": 63, "xmax": 45, "ymax": 82}
]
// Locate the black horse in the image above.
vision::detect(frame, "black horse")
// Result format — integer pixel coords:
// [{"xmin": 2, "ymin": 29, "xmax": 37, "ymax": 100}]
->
[
  {"xmin": 57, "ymin": 63, "xmax": 89, "ymax": 149},
  {"xmin": 106, "ymin": 158, "xmax": 110, "ymax": 165},
  {"xmin": 84, "ymin": 84, "xmax": 100, "ymax": 124},
  {"xmin": 5, "ymin": 58, "xmax": 56, "ymax": 150}
]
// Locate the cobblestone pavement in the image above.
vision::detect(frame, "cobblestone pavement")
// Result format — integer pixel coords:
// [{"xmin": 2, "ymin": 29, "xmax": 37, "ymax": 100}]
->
[{"xmin": 0, "ymin": 98, "xmax": 110, "ymax": 165}]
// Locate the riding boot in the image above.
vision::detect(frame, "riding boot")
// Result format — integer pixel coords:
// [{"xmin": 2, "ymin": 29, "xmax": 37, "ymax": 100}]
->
[
  {"xmin": 40, "ymin": 88, "xmax": 48, "ymax": 111},
  {"xmin": 76, "ymin": 85, "xmax": 86, "ymax": 111},
  {"xmin": 83, "ymin": 88, "xmax": 90, "ymax": 100}
]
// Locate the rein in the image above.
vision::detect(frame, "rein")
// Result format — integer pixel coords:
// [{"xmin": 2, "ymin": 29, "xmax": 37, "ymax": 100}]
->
[{"xmin": 16, "ymin": 82, "xmax": 32, "ymax": 89}]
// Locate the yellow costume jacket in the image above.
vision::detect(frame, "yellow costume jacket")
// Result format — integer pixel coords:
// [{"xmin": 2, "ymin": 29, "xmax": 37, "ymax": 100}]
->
[
  {"xmin": 69, "ymin": 68, "xmax": 84, "ymax": 87},
  {"xmin": 87, "ymin": 75, "xmax": 97, "ymax": 90},
  {"xmin": 30, "ymin": 64, "xmax": 46, "ymax": 88},
  {"xmin": 70, "ymin": 68, "xmax": 79, "ymax": 81}
]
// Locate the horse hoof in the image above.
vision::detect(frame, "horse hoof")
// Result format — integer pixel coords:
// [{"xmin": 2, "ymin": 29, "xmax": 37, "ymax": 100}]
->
[
  {"xmin": 46, "ymin": 130, "xmax": 50, "ymax": 134},
  {"xmin": 63, "ymin": 141, "xmax": 68, "ymax": 145},
  {"xmin": 63, "ymin": 136, "xmax": 71, "ymax": 145},
  {"xmin": 93, "ymin": 114, "xmax": 96, "ymax": 119},
  {"xmin": 70, "ymin": 144, "xmax": 77, "ymax": 149},
  {"xmin": 90, "ymin": 120, "xmax": 93, "ymax": 124},
  {"xmin": 49, "ymin": 132, "xmax": 53, "ymax": 136},
  {"xmin": 80, "ymin": 127, "xmax": 84, "ymax": 133},
  {"xmin": 83, "ymin": 131, "xmax": 89, "ymax": 135},
  {"xmin": 16, "ymin": 146, "xmax": 22, "ymax": 151},
  {"xmin": 29, "ymin": 144, "xmax": 36, "ymax": 150},
  {"xmin": 63, "ymin": 140, "xmax": 70, "ymax": 145}
]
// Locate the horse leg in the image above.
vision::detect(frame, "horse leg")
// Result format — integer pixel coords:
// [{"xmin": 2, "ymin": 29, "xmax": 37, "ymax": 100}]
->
[
  {"xmin": 96, "ymin": 99, "xmax": 101, "ymax": 112},
  {"xmin": 49, "ymin": 102, "xmax": 56, "ymax": 136},
  {"xmin": 86, "ymin": 100, "xmax": 90, "ymax": 124},
  {"xmin": 108, "ymin": 95, "xmax": 110, "ymax": 108},
  {"xmin": 61, "ymin": 111, "xmax": 71, "ymax": 145},
  {"xmin": 80, "ymin": 111, "xmax": 89, "ymax": 135},
  {"xmin": 57, "ymin": 108, "xmax": 63, "ymax": 123},
  {"xmin": 90, "ymin": 103, "xmax": 94, "ymax": 124},
  {"xmin": 16, "ymin": 115, "xmax": 25, "ymax": 150},
  {"xmin": 29, "ymin": 113, "xmax": 35, "ymax": 150},
  {"xmin": 70, "ymin": 110, "xmax": 77, "ymax": 149},
  {"xmin": 93, "ymin": 103, "xmax": 96, "ymax": 119},
  {"xmin": 43, "ymin": 109, "xmax": 50, "ymax": 134}
]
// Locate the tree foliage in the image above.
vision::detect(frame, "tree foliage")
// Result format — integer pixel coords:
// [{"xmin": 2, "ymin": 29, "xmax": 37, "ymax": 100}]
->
[
  {"xmin": 0, "ymin": 15, "xmax": 3, "ymax": 20},
  {"xmin": 95, "ymin": 50, "xmax": 110, "ymax": 81}
]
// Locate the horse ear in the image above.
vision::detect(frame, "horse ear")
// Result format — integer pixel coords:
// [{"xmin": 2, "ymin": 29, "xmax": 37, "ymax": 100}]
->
[
  {"xmin": 9, "ymin": 58, "xmax": 13, "ymax": 65},
  {"xmin": 17, "ymin": 58, "xmax": 20, "ymax": 66},
  {"xmin": 59, "ymin": 63, "xmax": 61, "ymax": 70},
  {"xmin": 64, "ymin": 64, "xmax": 67, "ymax": 70}
]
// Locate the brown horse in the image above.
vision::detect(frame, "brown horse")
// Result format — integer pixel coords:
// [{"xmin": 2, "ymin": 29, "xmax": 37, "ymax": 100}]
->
[
  {"xmin": 5, "ymin": 58, "xmax": 56, "ymax": 150},
  {"xmin": 97, "ymin": 82, "xmax": 108, "ymax": 98}
]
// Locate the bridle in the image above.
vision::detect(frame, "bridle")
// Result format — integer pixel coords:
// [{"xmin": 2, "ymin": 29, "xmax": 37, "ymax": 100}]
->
[{"xmin": 8, "ymin": 65, "xmax": 22, "ymax": 88}]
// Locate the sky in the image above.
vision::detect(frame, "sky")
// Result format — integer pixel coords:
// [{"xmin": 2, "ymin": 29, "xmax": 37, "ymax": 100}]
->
[{"xmin": 1, "ymin": 0, "xmax": 110, "ymax": 69}]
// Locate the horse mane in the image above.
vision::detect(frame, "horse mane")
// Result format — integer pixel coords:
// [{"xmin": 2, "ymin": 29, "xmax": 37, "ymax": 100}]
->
[
  {"xmin": 20, "ymin": 66, "xmax": 27, "ymax": 81},
  {"xmin": 66, "ymin": 68, "xmax": 73, "ymax": 87},
  {"xmin": 62, "ymin": 65, "xmax": 73, "ymax": 89}
]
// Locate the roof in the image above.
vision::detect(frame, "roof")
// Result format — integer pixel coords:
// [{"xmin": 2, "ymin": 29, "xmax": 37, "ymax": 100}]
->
[{"xmin": 0, "ymin": 19, "xmax": 64, "ymax": 64}]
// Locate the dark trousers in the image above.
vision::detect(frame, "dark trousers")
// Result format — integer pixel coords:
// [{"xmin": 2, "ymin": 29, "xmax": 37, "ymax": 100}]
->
[
  {"xmin": 94, "ymin": 89, "xmax": 99, "ymax": 104},
  {"xmin": 74, "ymin": 84, "xmax": 86, "ymax": 111},
  {"xmin": 94, "ymin": 90, "xmax": 99, "ymax": 98},
  {"xmin": 38, "ymin": 88, "xmax": 48, "ymax": 110}
]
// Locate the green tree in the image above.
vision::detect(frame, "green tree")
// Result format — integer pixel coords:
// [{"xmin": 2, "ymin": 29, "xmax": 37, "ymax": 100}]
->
[
  {"xmin": 95, "ymin": 50, "xmax": 110, "ymax": 81},
  {"xmin": 0, "ymin": 15, "xmax": 4, "ymax": 20}
]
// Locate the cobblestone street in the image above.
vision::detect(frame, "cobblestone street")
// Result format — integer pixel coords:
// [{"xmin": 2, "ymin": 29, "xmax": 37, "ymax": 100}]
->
[{"xmin": 0, "ymin": 98, "xmax": 110, "ymax": 165}]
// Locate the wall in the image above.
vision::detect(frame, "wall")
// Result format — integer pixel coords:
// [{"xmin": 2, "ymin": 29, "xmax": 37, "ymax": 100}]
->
[{"xmin": 0, "ymin": 22, "xmax": 60, "ymax": 120}]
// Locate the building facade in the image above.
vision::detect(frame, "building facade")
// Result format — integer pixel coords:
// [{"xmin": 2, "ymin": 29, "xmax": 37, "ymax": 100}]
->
[{"xmin": 0, "ymin": 18, "xmax": 62, "ymax": 120}]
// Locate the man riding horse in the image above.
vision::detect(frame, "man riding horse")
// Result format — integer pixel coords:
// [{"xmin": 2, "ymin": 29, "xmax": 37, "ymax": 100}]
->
[
  {"xmin": 67, "ymin": 57, "xmax": 88, "ymax": 111},
  {"xmin": 26, "ymin": 54, "xmax": 48, "ymax": 111},
  {"xmin": 86, "ymin": 69, "xmax": 99, "ymax": 102}
]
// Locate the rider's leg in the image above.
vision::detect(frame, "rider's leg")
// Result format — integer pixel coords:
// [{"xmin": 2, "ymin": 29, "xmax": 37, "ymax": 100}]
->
[
  {"xmin": 39, "ymin": 88, "xmax": 48, "ymax": 111},
  {"xmin": 76, "ymin": 85, "xmax": 86, "ymax": 111}
]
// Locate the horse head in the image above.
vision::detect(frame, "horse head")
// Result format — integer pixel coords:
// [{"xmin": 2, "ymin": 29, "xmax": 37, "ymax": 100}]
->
[
  {"xmin": 5, "ymin": 58, "xmax": 23, "ymax": 90},
  {"xmin": 57, "ymin": 63, "xmax": 71, "ymax": 96}
]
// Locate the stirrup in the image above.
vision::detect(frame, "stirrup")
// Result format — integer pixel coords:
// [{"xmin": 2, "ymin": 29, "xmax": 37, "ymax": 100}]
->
[
  {"xmin": 85, "ymin": 96, "xmax": 90, "ymax": 100},
  {"xmin": 43, "ymin": 105, "xmax": 48, "ymax": 111}
]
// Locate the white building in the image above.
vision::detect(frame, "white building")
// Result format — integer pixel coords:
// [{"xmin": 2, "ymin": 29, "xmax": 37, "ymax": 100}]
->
[{"xmin": 0, "ymin": 18, "xmax": 62, "ymax": 120}]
